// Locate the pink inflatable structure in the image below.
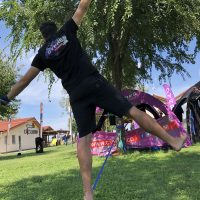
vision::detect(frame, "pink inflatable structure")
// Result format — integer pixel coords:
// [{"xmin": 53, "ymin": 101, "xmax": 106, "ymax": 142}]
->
[
  {"xmin": 123, "ymin": 89, "xmax": 191, "ymax": 149},
  {"xmin": 91, "ymin": 89, "xmax": 191, "ymax": 155}
]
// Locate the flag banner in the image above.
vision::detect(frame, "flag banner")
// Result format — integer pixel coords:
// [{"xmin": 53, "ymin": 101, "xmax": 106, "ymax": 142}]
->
[
  {"xmin": 163, "ymin": 84, "xmax": 192, "ymax": 146},
  {"xmin": 40, "ymin": 102, "xmax": 43, "ymax": 122},
  {"xmin": 91, "ymin": 131, "xmax": 117, "ymax": 156},
  {"xmin": 163, "ymin": 84, "xmax": 176, "ymax": 110}
]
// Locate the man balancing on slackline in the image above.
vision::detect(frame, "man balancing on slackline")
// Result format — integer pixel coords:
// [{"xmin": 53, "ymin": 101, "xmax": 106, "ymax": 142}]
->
[{"xmin": 0, "ymin": 1, "xmax": 187, "ymax": 199}]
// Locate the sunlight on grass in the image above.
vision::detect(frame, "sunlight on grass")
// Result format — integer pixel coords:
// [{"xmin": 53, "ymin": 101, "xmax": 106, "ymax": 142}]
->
[{"xmin": 1, "ymin": 144, "xmax": 200, "ymax": 200}]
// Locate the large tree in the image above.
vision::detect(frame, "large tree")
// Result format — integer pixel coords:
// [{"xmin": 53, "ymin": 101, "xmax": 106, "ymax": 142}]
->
[
  {"xmin": 1, "ymin": 0, "xmax": 200, "ymax": 90},
  {"xmin": 0, "ymin": 52, "xmax": 20, "ymax": 119}
]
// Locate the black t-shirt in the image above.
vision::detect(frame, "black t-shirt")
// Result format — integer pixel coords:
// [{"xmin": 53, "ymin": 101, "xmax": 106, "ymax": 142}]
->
[{"xmin": 31, "ymin": 18, "xmax": 98, "ymax": 93}]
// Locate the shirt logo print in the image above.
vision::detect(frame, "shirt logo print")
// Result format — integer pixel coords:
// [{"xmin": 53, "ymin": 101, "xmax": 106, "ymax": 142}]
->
[{"xmin": 45, "ymin": 35, "xmax": 69, "ymax": 58}]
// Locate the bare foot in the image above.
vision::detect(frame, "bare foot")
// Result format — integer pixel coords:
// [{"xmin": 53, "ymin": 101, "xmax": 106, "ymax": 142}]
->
[
  {"xmin": 84, "ymin": 192, "xmax": 93, "ymax": 200},
  {"xmin": 171, "ymin": 134, "xmax": 187, "ymax": 152}
]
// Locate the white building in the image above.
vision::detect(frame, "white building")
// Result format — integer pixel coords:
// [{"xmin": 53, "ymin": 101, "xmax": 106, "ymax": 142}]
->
[{"xmin": 0, "ymin": 117, "xmax": 41, "ymax": 153}]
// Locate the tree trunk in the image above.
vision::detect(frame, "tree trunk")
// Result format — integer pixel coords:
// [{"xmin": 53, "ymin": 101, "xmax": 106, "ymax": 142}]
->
[
  {"xmin": 112, "ymin": 54, "xmax": 123, "ymax": 91},
  {"xmin": 109, "ymin": 31, "xmax": 130, "ymax": 91},
  {"xmin": 109, "ymin": 35, "xmax": 123, "ymax": 91}
]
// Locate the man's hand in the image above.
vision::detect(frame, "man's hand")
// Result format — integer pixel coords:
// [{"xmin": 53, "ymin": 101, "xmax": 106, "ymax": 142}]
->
[
  {"xmin": 72, "ymin": 0, "xmax": 92, "ymax": 26},
  {"xmin": 0, "ymin": 96, "xmax": 10, "ymax": 106}
]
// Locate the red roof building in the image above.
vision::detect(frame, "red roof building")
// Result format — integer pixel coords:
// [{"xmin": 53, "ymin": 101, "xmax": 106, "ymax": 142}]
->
[
  {"xmin": 0, "ymin": 117, "xmax": 40, "ymax": 153},
  {"xmin": 0, "ymin": 117, "xmax": 40, "ymax": 133}
]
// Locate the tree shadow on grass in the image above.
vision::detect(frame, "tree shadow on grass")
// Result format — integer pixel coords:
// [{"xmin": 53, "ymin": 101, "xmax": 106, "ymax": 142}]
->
[
  {"xmin": 0, "ymin": 168, "xmax": 83, "ymax": 200},
  {"xmin": 0, "ymin": 147, "xmax": 60, "ymax": 161},
  {"xmin": 93, "ymin": 151, "xmax": 200, "ymax": 200},
  {"xmin": 0, "ymin": 150, "xmax": 53, "ymax": 161},
  {"xmin": 1, "ymin": 150, "xmax": 200, "ymax": 200}
]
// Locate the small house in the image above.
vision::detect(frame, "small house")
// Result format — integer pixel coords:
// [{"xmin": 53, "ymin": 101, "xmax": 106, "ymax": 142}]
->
[{"xmin": 0, "ymin": 117, "xmax": 40, "ymax": 153}]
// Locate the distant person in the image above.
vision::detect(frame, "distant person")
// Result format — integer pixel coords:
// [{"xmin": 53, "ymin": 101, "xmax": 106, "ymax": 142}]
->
[
  {"xmin": 62, "ymin": 134, "xmax": 68, "ymax": 145},
  {"xmin": 0, "ymin": 1, "xmax": 187, "ymax": 199}
]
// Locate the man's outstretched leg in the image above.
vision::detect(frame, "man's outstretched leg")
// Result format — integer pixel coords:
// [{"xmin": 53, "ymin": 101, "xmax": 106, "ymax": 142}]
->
[
  {"xmin": 129, "ymin": 106, "xmax": 187, "ymax": 151},
  {"xmin": 77, "ymin": 133, "xmax": 93, "ymax": 200}
]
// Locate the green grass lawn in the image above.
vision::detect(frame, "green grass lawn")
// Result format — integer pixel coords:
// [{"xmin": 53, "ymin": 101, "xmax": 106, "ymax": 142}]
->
[{"xmin": 1, "ymin": 144, "xmax": 200, "ymax": 200}]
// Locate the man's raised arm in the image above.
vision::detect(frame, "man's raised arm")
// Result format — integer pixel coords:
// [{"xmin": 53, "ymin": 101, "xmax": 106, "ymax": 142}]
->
[{"xmin": 72, "ymin": 0, "xmax": 92, "ymax": 26}]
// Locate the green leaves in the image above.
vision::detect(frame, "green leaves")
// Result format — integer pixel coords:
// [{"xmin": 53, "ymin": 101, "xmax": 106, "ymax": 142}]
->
[
  {"xmin": 0, "ymin": 0, "xmax": 75, "ymax": 59},
  {"xmin": 1, "ymin": 0, "xmax": 200, "ymax": 90},
  {"xmin": 0, "ymin": 52, "xmax": 20, "ymax": 119}
]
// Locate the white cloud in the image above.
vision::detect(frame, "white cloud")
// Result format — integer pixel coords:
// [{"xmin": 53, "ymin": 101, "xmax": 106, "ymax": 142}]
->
[
  {"xmin": 44, "ymin": 115, "xmax": 69, "ymax": 130},
  {"xmin": 16, "ymin": 50, "xmax": 37, "ymax": 72},
  {"xmin": 17, "ymin": 77, "xmax": 69, "ymax": 130},
  {"xmin": 18, "ymin": 77, "xmax": 64, "ymax": 106}
]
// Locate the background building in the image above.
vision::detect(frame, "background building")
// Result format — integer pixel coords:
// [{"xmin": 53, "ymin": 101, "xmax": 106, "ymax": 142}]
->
[{"xmin": 0, "ymin": 117, "xmax": 40, "ymax": 153}]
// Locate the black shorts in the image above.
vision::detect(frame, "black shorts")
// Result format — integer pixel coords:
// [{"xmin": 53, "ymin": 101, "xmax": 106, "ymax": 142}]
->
[{"xmin": 69, "ymin": 73, "xmax": 132, "ymax": 138}]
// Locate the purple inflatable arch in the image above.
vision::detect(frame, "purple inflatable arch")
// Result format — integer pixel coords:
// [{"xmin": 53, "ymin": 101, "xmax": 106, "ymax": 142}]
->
[
  {"xmin": 122, "ymin": 89, "xmax": 168, "ymax": 114},
  {"xmin": 122, "ymin": 89, "xmax": 191, "ymax": 149}
]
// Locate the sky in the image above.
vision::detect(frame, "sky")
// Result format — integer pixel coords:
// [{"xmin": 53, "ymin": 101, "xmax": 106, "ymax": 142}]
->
[{"xmin": 0, "ymin": 18, "xmax": 200, "ymax": 131}]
